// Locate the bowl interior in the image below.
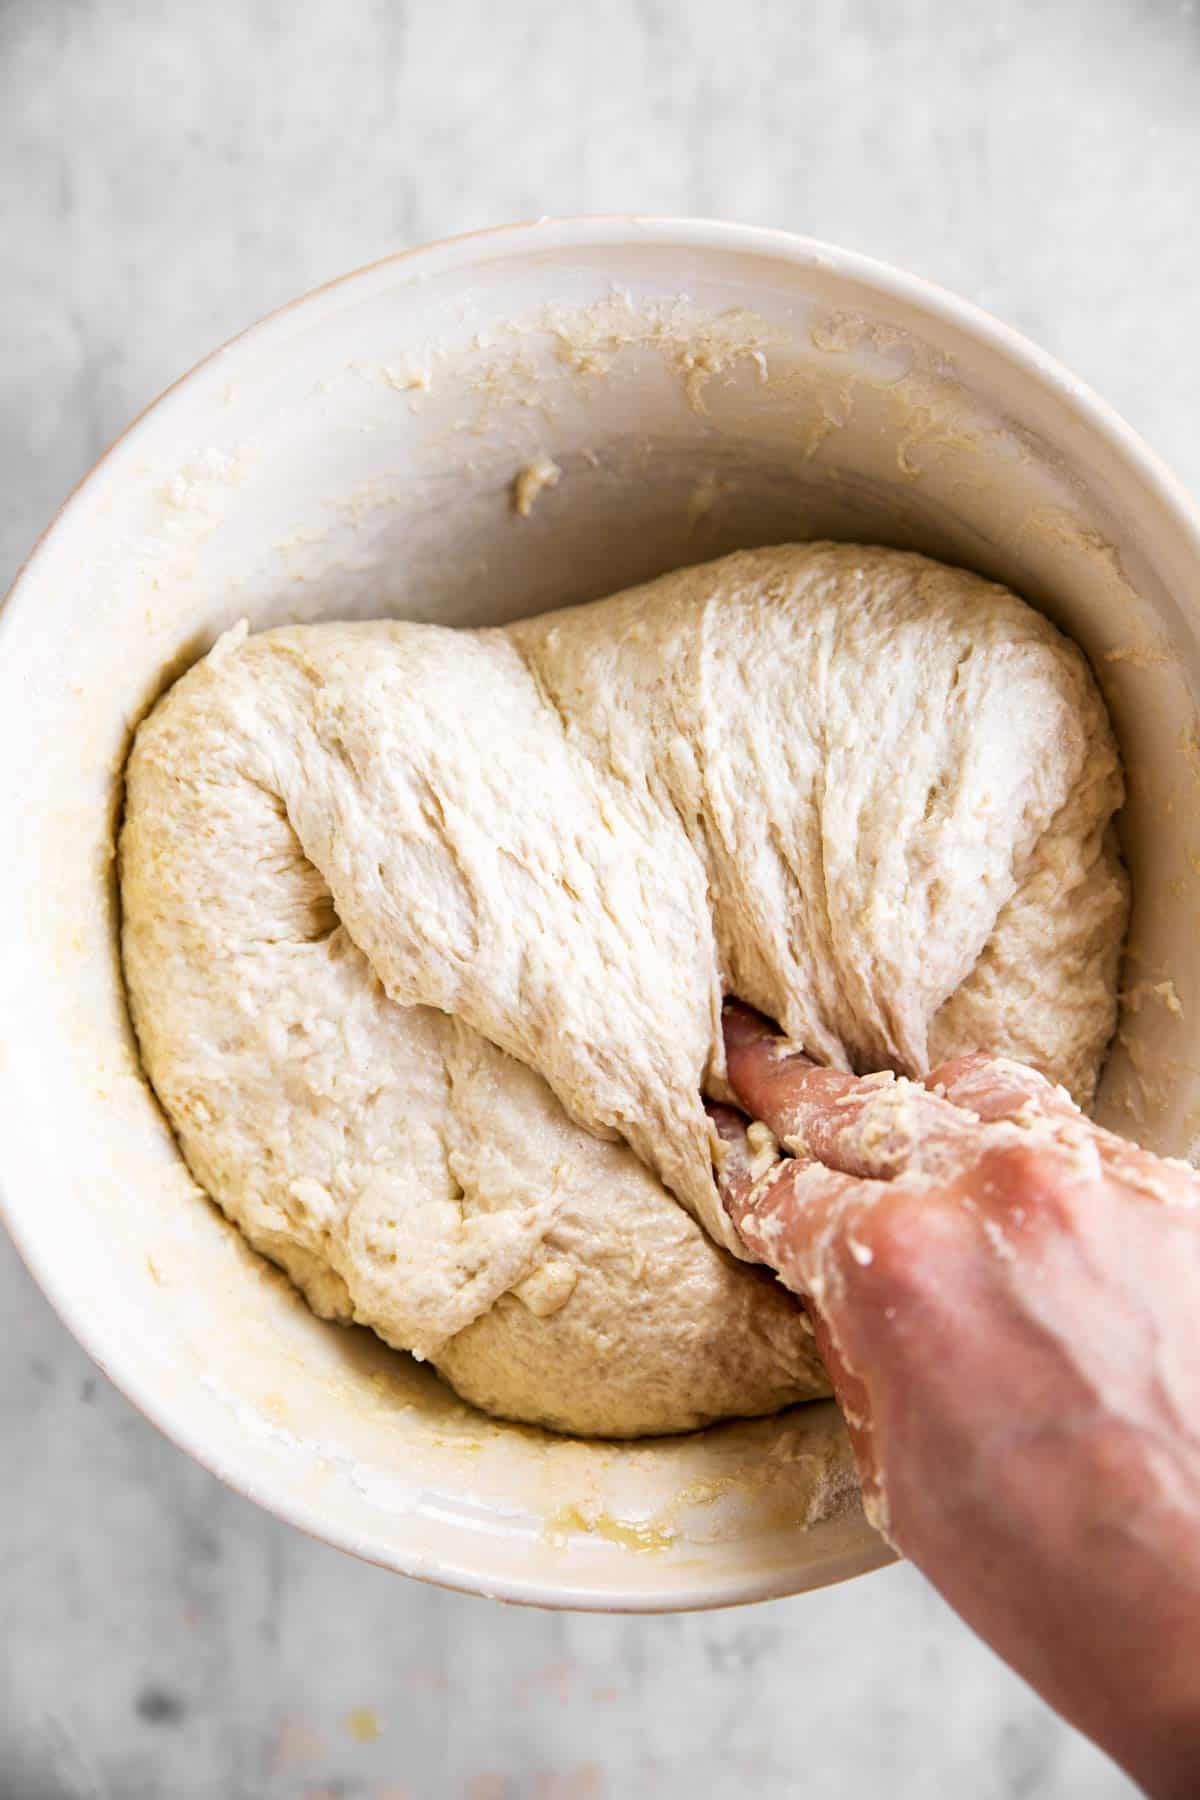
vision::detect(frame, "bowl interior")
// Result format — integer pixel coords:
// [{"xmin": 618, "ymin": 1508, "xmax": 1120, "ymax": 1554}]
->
[{"xmin": 3, "ymin": 222, "xmax": 1199, "ymax": 1609}]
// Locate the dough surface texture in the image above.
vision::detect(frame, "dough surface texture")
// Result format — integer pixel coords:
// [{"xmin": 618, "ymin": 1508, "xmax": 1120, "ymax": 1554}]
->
[{"xmin": 120, "ymin": 544, "xmax": 1127, "ymax": 1437}]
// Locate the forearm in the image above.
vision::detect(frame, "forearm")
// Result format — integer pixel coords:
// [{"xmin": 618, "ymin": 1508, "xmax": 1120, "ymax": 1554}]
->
[
  {"xmin": 878, "ymin": 1390, "xmax": 1200, "ymax": 1796},
  {"xmin": 810, "ymin": 1222, "xmax": 1200, "ymax": 1798},
  {"xmin": 715, "ymin": 1004, "xmax": 1200, "ymax": 1797}
]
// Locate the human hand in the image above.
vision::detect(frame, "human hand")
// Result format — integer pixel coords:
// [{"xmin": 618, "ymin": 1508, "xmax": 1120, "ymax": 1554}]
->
[{"xmin": 712, "ymin": 1001, "xmax": 1200, "ymax": 1800}]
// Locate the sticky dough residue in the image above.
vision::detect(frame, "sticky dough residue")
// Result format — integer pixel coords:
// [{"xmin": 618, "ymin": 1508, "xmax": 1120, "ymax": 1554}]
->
[{"xmin": 512, "ymin": 454, "xmax": 561, "ymax": 517}]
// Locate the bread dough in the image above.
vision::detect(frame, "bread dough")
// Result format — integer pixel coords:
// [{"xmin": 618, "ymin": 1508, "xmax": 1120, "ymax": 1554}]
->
[{"xmin": 120, "ymin": 544, "xmax": 1127, "ymax": 1436}]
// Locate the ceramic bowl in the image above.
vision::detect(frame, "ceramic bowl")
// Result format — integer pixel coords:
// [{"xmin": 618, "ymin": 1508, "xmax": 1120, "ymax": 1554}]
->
[{"xmin": 4, "ymin": 219, "xmax": 1199, "ymax": 1609}]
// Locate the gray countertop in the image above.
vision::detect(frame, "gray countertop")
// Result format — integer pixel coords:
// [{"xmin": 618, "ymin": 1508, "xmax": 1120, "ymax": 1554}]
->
[{"xmin": 4, "ymin": 1, "xmax": 1197, "ymax": 1793}]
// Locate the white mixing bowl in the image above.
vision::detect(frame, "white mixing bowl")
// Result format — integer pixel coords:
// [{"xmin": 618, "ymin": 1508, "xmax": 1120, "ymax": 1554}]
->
[{"xmin": 4, "ymin": 219, "xmax": 1200, "ymax": 1610}]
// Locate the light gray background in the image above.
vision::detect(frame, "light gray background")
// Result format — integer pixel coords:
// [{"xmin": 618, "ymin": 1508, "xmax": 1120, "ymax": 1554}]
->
[{"xmin": 3, "ymin": 1, "xmax": 1197, "ymax": 1795}]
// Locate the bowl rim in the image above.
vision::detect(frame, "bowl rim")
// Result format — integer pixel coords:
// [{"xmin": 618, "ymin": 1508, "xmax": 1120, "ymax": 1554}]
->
[{"xmin": 5, "ymin": 215, "xmax": 1200, "ymax": 1611}]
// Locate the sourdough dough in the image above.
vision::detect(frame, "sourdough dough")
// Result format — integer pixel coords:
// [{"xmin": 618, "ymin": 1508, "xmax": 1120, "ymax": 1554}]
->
[{"xmin": 120, "ymin": 544, "xmax": 1128, "ymax": 1437}]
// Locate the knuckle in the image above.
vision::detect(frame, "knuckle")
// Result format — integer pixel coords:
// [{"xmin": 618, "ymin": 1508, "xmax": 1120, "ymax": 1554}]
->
[
  {"xmin": 926, "ymin": 1051, "xmax": 992, "ymax": 1095},
  {"xmin": 852, "ymin": 1187, "xmax": 946, "ymax": 1290},
  {"xmin": 972, "ymin": 1139, "xmax": 1086, "ymax": 1233}
]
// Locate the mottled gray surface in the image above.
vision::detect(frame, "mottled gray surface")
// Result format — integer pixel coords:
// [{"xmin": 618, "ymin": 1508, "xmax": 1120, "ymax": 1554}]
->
[{"xmin": 4, "ymin": 0, "xmax": 1198, "ymax": 1793}]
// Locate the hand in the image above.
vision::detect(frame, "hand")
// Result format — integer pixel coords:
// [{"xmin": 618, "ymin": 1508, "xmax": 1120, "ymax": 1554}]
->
[{"xmin": 711, "ymin": 1001, "xmax": 1200, "ymax": 1800}]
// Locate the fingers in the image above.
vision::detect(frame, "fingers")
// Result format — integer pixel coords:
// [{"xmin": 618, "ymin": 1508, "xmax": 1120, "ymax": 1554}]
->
[
  {"xmin": 708, "ymin": 1096, "xmax": 882, "ymax": 1298},
  {"xmin": 722, "ymin": 999, "xmax": 978, "ymax": 1181},
  {"xmin": 929, "ymin": 1051, "xmax": 1200, "ymax": 1208},
  {"xmin": 928, "ymin": 1051, "xmax": 1079, "ymax": 1127},
  {"xmin": 722, "ymin": 997, "xmax": 801, "ymax": 1058},
  {"xmin": 708, "ymin": 1096, "xmax": 888, "ymax": 1511},
  {"xmin": 718, "ymin": 1003, "xmax": 1200, "ymax": 1323}
]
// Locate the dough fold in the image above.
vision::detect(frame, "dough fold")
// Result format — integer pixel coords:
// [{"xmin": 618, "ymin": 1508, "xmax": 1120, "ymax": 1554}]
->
[{"xmin": 120, "ymin": 544, "xmax": 1127, "ymax": 1436}]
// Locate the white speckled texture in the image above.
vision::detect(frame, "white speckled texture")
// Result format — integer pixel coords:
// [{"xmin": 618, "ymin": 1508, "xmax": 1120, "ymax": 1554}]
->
[{"xmin": 6, "ymin": 0, "xmax": 1198, "ymax": 1792}]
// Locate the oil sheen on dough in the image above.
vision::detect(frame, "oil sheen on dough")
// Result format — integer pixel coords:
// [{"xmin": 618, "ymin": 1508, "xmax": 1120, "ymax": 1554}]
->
[{"xmin": 119, "ymin": 545, "xmax": 1128, "ymax": 1437}]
